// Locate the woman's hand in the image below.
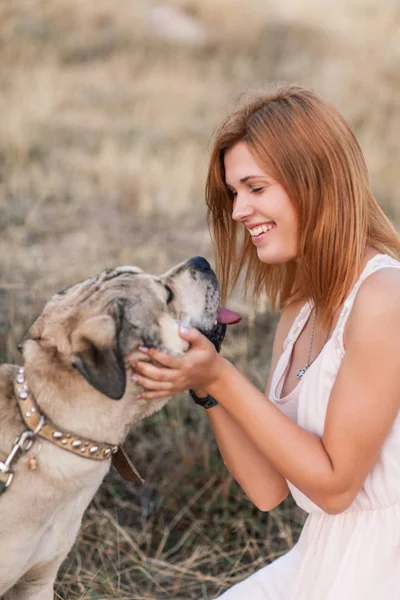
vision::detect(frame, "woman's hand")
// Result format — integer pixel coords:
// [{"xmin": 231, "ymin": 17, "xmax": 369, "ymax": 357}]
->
[{"xmin": 131, "ymin": 326, "xmax": 223, "ymax": 399}]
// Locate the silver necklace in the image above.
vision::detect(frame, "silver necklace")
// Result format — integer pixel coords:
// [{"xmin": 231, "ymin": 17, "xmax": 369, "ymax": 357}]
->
[
  {"xmin": 296, "ymin": 308, "xmax": 316, "ymax": 380},
  {"xmin": 296, "ymin": 308, "xmax": 331, "ymax": 380}
]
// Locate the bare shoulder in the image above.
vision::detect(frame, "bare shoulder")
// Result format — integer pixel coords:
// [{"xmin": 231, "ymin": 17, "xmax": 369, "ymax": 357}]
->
[
  {"xmin": 349, "ymin": 266, "xmax": 400, "ymax": 326},
  {"xmin": 345, "ymin": 266, "xmax": 400, "ymax": 348},
  {"xmin": 358, "ymin": 263, "xmax": 400, "ymax": 296}
]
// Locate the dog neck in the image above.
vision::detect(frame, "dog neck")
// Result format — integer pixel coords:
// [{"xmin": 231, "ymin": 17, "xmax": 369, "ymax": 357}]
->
[
  {"xmin": 14, "ymin": 366, "xmax": 119, "ymax": 462},
  {"xmin": 9, "ymin": 365, "xmax": 145, "ymax": 484},
  {"xmin": 20, "ymin": 346, "xmax": 168, "ymax": 445}
]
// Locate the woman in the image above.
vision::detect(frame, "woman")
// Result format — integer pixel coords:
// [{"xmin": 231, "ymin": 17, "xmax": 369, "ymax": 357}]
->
[{"xmin": 131, "ymin": 84, "xmax": 400, "ymax": 599}]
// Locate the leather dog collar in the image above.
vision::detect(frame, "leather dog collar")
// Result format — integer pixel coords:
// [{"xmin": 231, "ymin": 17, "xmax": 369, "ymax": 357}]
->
[{"xmin": 13, "ymin": 367, "xmax": 144, "ymax": 484}]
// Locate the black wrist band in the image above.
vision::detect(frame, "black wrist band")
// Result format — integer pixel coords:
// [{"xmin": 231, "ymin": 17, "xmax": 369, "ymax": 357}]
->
[{"xmin": 189, "ymin": 389, "xmax": 218, "ymax": 409}]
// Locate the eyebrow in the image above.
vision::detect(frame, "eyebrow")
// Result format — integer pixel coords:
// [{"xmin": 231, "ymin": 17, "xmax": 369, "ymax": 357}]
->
[
  {"xmin": 226, "ymin": 175, "xmax": 265, "ymax": 188},
  {"xmin": 240, "ymin": 175, "xmax": 264, "ymax": 183}
]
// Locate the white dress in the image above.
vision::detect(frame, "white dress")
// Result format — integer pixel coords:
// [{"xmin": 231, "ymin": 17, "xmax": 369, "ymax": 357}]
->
[{"xmin": 216, "ymin": 254, "xmax": 400, "ymax": 600}]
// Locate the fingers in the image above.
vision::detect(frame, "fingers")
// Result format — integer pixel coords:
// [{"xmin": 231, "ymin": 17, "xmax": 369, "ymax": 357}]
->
[
  {"xmin": 133, "ymin": 373, "xmax": 174, "ymax": 393},
  {"xmin": 137, "ymin": 327, "xmax": 210, "ymax": 365},
  {"xmin": 138, "ymin": 390, "xmax": 175, "ymax": 400},
  {"xmin": 132, "ymin": 328, "xmax": 216, "ymax": 399},
  {"xmin": 137, "ymin": 346, "xmax": 183, "ymax": 368},
  {"xmin": 178, "ymin": 326, "xmax": 207, "ymax": 345},
  {"xmin": 133, "ymin": 361, "xmax": 177, "ymax": 383},
  {"xmin": 132, "ymin": 361, "xmax": 180, "ymax": 398},
  {"xmin": 132, "ymin": 371, "xmax": 174, "ymax": 392}
]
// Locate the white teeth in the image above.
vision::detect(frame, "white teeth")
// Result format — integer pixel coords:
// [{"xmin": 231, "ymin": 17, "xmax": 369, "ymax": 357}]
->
[{"xmin": 249, "ymin": 224, "xmax": 274, "ymax": 237}]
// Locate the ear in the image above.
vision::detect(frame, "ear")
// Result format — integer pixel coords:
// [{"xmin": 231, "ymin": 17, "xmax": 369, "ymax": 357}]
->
[{"xmin": 70, "ymin": 314, "xmax": 126, "ymax": 400}]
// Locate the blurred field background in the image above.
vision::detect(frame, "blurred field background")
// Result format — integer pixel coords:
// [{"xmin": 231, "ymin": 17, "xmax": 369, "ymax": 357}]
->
[{"xmin": 0, "ymin": 0, "xmax": 399, "ymax": 598}]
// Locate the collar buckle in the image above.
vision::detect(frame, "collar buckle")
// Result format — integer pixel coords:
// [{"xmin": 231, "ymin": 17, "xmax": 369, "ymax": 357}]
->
[{"xmin": 0, "ymin": 429, "xmax": 38, "ymax": 495}]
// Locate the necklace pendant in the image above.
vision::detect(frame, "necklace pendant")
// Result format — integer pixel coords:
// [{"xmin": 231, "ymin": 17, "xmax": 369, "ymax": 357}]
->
[{"xmin": 296, "ymin": 366, "xmax": 308, "ymax": 380}]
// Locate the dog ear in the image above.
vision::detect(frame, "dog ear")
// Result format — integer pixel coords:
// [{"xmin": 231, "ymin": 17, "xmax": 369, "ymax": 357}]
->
[{"xmin": 70, "ymin": 314, "xmax": 126, "ymax": 400}]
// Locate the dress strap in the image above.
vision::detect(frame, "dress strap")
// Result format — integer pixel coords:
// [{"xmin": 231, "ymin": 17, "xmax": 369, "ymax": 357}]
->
[
  {"xmin": 332, "ymin": 254, "xmax": 400, "ymax": 359},
  {"xmin": 283, "ymin": 301, "xmax": 312, "ymax": 351}
]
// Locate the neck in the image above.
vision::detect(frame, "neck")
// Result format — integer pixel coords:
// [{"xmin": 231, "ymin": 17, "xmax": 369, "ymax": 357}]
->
[
  {"xmin": 14, "ymin": 367, "xmax": 119, "ymax": 461},
  {"xmin": 21, "ymin": 359, "xmax": 167, "ymax": 447}
]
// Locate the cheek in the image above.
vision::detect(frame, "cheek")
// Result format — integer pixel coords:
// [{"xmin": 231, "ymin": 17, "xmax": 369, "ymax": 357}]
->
[
  {"xmin": 279, "ymin": 194, "xmax": 298, "ymax": 228},
  {"xmin": 289, "ymin": 210, "xmax": 299, "ymax": 230},
  {"xmin": 285, "ymin": 212, "xmax": 299, "ymax": 245}
]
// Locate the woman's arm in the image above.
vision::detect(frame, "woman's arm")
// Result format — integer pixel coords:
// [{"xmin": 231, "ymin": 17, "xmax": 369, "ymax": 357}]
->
[
  {"xmin": 204, "ymin": 301, "xmax": 306, "ymax": 509},
  {"xmin": 134, "ymin": 270, "xmax": 400, "ymax": 514},
  {"xmin": 205, "ymin": 404, "xmax": 289, "ymax": 511},
  {"xmin": 136, "ymin": 302, "xmax": 300, "ymax": 510},
  {"xmin": 202, "ymin": 306, "xmax": 302, "ymax": 510},
  {"xmin": 205, "ymin": 271, "xmax": 400, "ymax": 514}
]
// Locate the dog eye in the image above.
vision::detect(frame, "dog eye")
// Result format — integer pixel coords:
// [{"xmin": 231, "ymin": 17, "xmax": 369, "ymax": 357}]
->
[{"xmin": 164, "ymin": 284, "xmax": 174, "ymax": 304}]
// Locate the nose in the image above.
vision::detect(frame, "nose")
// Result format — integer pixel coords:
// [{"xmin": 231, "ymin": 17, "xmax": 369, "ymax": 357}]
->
[
  {"xmin": 231, "ymin": 194, "xmax": 254, "ymax": 222},
  {"xmin": 188, "ymin": 256, "xmax": 212, "ymax": 272}
]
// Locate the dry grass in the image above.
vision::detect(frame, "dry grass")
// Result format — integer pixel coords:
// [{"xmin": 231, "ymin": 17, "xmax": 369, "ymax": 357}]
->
[
  {"xmin": 55, "ymin": 389, "xmax": 305, "ymax": 599},
  {"xmin": 0, "ymin": 0, "xmax": 399, "ymax": 598}
]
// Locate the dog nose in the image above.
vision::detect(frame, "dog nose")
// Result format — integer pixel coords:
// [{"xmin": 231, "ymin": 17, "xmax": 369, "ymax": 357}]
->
[{"xmin": 189, "ymin": 256, "xmax": 212, "ymax": 272}]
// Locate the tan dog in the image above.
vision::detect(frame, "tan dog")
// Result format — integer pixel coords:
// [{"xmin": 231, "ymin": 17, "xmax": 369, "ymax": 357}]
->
[{"xmin": 0, "ymin": 256, "xmax": 228, "ymax": 600}]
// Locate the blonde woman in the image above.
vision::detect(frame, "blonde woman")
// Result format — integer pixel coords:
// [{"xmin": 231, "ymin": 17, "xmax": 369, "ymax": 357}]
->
[{"xmin": 132, "ymin": 84, "xmax": 400, "ymax": 600}]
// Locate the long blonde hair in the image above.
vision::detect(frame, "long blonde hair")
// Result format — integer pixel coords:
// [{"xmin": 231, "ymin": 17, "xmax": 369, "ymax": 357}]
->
[{"xmin": 206, "ymin": 84, "xmax": 400, "ymax": 326}]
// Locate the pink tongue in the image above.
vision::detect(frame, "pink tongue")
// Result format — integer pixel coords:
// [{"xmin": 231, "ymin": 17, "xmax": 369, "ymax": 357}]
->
[{"xmin": 217, "ymin": 307, "xmax": 242, "ymax": 325}]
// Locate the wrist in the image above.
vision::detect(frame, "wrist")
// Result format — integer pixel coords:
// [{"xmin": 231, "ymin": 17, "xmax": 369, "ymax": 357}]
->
[
  {"xmin": 205, "ymin": 353, "xmax": 225, "ymax": 391},
  {"xmin": 207, "ymin": 355, "xmax": 229, "ymax": 396},
  {"xmin": 192, "ymin": 388, "xmax": 208, "ymax": 399},
  {"xmin": 188, "ymin": 389, "xmax": 218, "ymax": 409},
  {"xmin": 188, "ymin": 355, "xmax": 226, "ymax": 410}
]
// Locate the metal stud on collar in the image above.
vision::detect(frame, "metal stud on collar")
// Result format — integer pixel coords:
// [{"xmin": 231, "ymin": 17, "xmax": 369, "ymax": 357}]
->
[
  {"xmin": 9, "ymin": 366, "xmax": 144, "ymax": 486},
  {"xmin": 13, "ymin": 368, "xmax": 117, "ymax": 463}
]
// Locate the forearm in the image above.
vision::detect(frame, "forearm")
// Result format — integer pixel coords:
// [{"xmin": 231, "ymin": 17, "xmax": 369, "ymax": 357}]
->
[
  {"xmin": 207, "ymin": 358, "xmax": 349, "ymax": 513},
  {"xmin": 206, "ymin": 403, "xmax": 289, "ymax": 510}
]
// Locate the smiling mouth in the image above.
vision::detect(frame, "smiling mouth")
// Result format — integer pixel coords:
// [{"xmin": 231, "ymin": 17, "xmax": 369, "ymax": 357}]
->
[{"xmin": 248, "ymin": 223, "xmax": 276, "ymax": 238}]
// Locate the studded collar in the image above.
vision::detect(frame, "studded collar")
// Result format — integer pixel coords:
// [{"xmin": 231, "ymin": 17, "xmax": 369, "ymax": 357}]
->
[
  {"xmin": 0, "ymin": 367, "xmax": 144, "ymax": 494},
  {"xmin": 14, "ymin": 367, "xmax": 119, "ymax": 461}
]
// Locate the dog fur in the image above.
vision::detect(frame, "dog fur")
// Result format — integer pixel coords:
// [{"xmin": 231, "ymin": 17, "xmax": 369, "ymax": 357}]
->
[{"xmin": 0, "ymin": 257, "xmax": 220, "ymax": 599}]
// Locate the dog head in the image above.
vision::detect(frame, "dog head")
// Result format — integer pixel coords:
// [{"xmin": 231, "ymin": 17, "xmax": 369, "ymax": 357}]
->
[{"xmin": 21, "ymin": 257, "xmax": 240, "ymax": 404}]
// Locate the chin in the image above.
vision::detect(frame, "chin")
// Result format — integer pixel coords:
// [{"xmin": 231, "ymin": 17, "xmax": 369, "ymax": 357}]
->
[{"xmin": 257, "ymin": 247, "xmax": 296, "ymax": 264}]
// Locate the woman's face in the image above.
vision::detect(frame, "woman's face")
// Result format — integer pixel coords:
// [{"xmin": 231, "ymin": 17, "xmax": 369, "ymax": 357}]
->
[{"xmin": 224, "ymin": 141, "xmax": 299, "ymax": 264}]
